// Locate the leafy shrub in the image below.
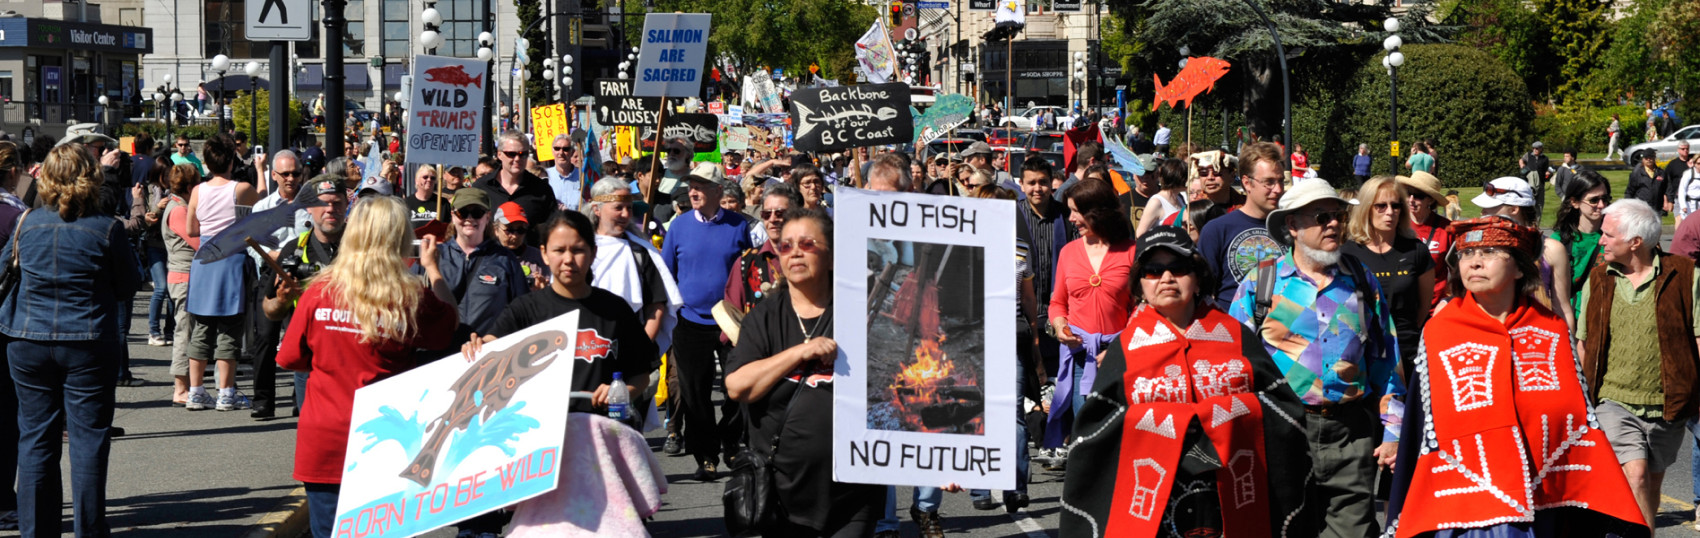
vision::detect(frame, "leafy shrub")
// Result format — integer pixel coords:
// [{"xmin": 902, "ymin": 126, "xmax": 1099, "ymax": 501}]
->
[
  {"xmin": 231, "ymin": 90, "xmax": 307, "ymax": 147},
  {"xmin": 1529, "ymin": 103, "xmax": 1644, "ymax": 154},
  {"xmin": 116, "ymin": 122, "xmax": 219, "ymax": 143}
]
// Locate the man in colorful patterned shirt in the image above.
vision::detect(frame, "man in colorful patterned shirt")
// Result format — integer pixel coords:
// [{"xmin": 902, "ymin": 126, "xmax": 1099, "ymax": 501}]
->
[{"xmin": 1228, "ymin": 178, "xmax": 1405, "ymax": 538}]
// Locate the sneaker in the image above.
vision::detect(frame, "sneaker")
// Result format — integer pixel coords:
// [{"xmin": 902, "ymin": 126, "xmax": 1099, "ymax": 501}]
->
[
  {"xmin": 217, "ymin": 392, "xmax": 253, "ymax": 412},
  {"xmin": 147, "ymin": 336, "xmax": 168, "ymax": 347},
  {"xmin": 910, "ymin": 506, "xmax": 945, "ymax": 538},
  {"xmin": 1044, "ymin": 447, "xmax": 1069, "ymax": 471},
  {"xmin": 185, "ymin": 391, "xmax": 216, "ymax": 411},
  {"xmin": 693, "ymin": 461, "xmax": 718, "ymax": 482},
  {"xmin": 1004, "ymin": 491, "xmax": 1030, "ymax": 513},
  {"xmin": 972, "ymin": 496, "xmax": 1000, "ymax": 510},
  {"xmin": 662, "ymin": 434, "xmax": 683, "ymax": 456}
]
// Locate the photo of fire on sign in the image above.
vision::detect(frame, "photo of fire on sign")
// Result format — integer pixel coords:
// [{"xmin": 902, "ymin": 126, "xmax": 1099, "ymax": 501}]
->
[{"xmin": 865, "ymin": 238, "xmax": 985, "ymax": 435}]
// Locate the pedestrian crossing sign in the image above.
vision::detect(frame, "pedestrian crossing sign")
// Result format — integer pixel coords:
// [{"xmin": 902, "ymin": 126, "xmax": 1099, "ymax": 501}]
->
[{"xmin": 247, "ymin": 0, "xmax": 311, "ymax": 41}]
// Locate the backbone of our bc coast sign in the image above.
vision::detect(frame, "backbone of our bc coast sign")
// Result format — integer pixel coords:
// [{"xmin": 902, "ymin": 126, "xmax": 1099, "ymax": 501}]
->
[{"xmin": 832, "ymin": 188, "xmax": 1018, "ymax": 491}]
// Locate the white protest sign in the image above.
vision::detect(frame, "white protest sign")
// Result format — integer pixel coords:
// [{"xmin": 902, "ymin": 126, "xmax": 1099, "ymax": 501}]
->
[
  {"xmin": 406, "ymin": 55, "xmax": 487, "ymax": 167},
  {"xmin": 632, "ymin": 14, "xmax": 711, "ymax": 97},
  {"xmin": 833, "ymin": 188, "xmax": 1017, "ymax": 491},
  {"xmin": 727, "ymin": 105, "xmax": 744, "ymax": 125},
  {"xmin": 334, "ymin": 312, "xmax": 579, "ymax": 537}
]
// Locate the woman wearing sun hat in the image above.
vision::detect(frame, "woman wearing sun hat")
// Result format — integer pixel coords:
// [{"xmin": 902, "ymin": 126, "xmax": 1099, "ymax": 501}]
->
[
  {"xmin": 1399, "ymin": 171, "xmax": 1452, "ymax": 308},
  {"xmin": 1469, "ymin": 176, "xmax": 1577, "ymax": 332}
]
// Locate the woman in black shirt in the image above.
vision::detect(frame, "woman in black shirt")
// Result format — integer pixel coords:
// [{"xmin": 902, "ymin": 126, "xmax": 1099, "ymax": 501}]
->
[
  {"xmin": 726, "ymin": 209, "xmax": 881, "ymax": 537},
  {"xmin": 1340, "ymin": 175, "xmax": 1435, "ymax": 372}
]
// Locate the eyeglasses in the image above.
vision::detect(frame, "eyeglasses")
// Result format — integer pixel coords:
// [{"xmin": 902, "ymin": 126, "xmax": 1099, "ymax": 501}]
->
[
  {"xmin": 276, "ymin": 170, "xmax": 302, "ymax": 178},
  {"xmin": 760, "ymin": 209, "xmax": 786, "ymax": 220},
  {"xmin": 1459, "ymin": 246, "xmax": 1510, "ymax": 260},
  {"xmin": 1583, "ymin": 194, "xmax": 1612, "ymax": 206},
  {"xmin": 1372, "ymin": 202, "xmax": 1402, "ymax": 213},
  {"xmin": 455, "ymin": 208, "xmax": 488, "ymax": 220},
  {"xmin": 1140, "ymin": 262, "xmax": 1195, "ymax": 279},
  {"xmin": 1298, "ymin": 209, "xmax": 1346, "ymax": 227},
  {"xmin": 775, "ymin": 237, "xmax": 826, "ymax": 255},
  {"xmin": 500, "ymin": 150, "xmax": 526, "ymax": 159}
]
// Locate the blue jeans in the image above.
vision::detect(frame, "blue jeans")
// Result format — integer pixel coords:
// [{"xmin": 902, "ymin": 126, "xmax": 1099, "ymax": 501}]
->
[
  {"xmin": 10, "ymin": 338, "xmax": 117, "ymax": 538},
  {"xmin": 972, "ymin": 365, "xmax": 1029, "ymax": 502},
  {"xmin": 876, "ymin": 486, "xmax": 944, "ymax": 531},
  {"xmin": 304, "ymin": 482, "xmax": 339, "ymax": 538},
  {"xmin": 146, "ymin": 247, "xmax": 174, "ymax": 338},
  {"xmin": 1690, "ymin": 418, "xmax": 1700, "ymax": 504}
]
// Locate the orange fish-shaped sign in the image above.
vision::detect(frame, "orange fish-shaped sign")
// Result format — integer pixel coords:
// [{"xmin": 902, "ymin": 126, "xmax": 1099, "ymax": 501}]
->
[
  {"xmin": 1152, "ymin": 56, "xmax": 1230, "ymax": 110},
  {"xmin": 424, "ymin": 65, "xmax": 484, "ymax": 89}
]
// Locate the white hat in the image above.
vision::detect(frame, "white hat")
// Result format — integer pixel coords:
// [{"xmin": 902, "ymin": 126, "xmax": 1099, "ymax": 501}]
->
[
  {"xmin": 1265, "ymin": 178, "xmax": 1348, "ymax": 246},
  {"xmin": 1471, "ymin": 176, "xmax": 1535, "ymax": 209}
]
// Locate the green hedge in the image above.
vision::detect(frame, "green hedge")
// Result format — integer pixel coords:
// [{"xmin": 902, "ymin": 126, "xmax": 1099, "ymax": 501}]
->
[
  {"xmin": 1529, "ymin": 103, "xmax": 1644, "ymax": 154},
  {"xmin": 231, "ymin": 90, "xmax": 307, "ymax": 148},
  {"xmin": 116, "ymin": 122, "xmax": 219, "ymax": 143},
  {"xmin": 1339, "ymin": 44, "xmax": 1533, "ymax": 188}
]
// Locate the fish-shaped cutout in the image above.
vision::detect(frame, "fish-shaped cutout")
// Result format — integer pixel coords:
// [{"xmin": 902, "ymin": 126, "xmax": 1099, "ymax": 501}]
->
[
  {"xmin": 424, "ymin": 64, "xmax": 484, "ymax": 89},
  {"xmin": 795, "ymin": 103, "xmax": 900, "ymax": 138},
  {"xmin": 1152, "ymin": 56, "xmax": 1230, "ymax": 110},
  {"xmin": 399, "ymin": 331, "xmax": 568, "ymax": 486}
]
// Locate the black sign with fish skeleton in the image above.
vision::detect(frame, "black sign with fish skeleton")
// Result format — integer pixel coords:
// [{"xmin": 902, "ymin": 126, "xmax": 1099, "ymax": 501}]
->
[
  {"xmin": 789, "ymin": 83, "xmax": 914, "ymax": 153},
  {"xmin": 638, "ymin": 113, "xmax": 720, "ymax": 153}
]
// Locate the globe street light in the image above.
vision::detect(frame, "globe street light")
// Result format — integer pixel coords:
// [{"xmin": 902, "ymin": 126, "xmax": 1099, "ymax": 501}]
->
[
  {"xmin": 211, "ymin": 54, "xmax": 231, "ymax": 133},
  {"xmin": 1384, "ymin": 16, "xmax": 1406, "ymax": 174},
  {"xmin": 245, "ymin": 61, "xmax": 262, "ymax": 147}
]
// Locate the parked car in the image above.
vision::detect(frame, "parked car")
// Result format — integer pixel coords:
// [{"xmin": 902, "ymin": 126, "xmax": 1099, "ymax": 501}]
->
[
  {"xmin": 1002, "ymin": 106, "xmax": 1066, "ymax": 130},
  {"xmin": 1009, "ymin": 148, "xmax": 1064, "ymax": 176},
  {"xmin": 985, "ymin": 127, "xmax": 1021, "ymax": 146},
  {"xmin": 1624, "ymin": 124, "xmax": 1700, "ymax": 166},
  {"xmin": 925, "ymin": 138, "xmax": 979, "ymax": 160},
  {"xmin": 1024, "ymin": 131, "xmax": 1067, "ymax": 153}
]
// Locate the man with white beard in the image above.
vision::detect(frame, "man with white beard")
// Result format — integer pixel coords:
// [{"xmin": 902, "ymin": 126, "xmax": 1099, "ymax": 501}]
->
[{"xmin": 1227, "ymin": 178, "xmax": 1407, "ymax": 538}]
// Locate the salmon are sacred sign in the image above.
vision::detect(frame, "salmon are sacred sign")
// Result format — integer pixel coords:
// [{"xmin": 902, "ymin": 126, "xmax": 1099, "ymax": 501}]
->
[{"xmin": 407, "ymin": 55, "xmax": 489, "ymax": 167}]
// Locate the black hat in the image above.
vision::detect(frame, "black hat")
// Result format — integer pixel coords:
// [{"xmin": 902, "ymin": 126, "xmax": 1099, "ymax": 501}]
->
[{"xmin": 1135, "ymin": 225, "xmax": 1196, "ymax": 262}]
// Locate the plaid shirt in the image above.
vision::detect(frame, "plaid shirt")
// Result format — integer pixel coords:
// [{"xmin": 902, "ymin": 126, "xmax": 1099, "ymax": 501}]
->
[{"xmin": 1228, "ymin": 254, "xmax": 1406, "ymax": 442}]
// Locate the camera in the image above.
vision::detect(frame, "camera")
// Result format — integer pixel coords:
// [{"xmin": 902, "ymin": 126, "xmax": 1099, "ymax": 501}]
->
[{"xmin": 274, "ymin": 254, "xmax": 319, "ymax": 282}]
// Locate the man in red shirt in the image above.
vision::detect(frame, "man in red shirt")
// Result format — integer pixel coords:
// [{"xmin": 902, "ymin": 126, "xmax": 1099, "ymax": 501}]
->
[{"xmin": 1400, "ymin": 171, "xmax": 1452, "ymax": 307}]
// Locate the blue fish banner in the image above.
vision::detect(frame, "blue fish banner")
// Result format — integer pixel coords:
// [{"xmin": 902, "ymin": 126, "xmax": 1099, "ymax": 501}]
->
[{"xmin": 334, "ymin": 312, "xmax": 580, "ymax": 537}]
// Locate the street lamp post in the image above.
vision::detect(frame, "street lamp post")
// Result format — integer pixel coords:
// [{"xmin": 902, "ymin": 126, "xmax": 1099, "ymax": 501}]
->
[
  {"xmin": 1383, "ymin": 17, "xmax": 1406, "ymax": 175},
  {"xmin": 245, "ymin": 61, "xmax": 261, "ymax": 148},
  {"xmin": 324, "ymin": 0, "xmax": 347, "ymax": 160},
  {"xmin": 561, "ymin": 53, "xmax": 574, "ymax": 130},
  {"xmin": 211, "ymin": 54, "xmax": 230, "ymax": 134},
  {"xmin": 97, "ymin": 95, "xmax": 109, "ymax": 135},
  {"xmin": 1238, "ymin": 0, "xmax": 1291, "ymax": 160},
  {"xmin": 169, "ymin": 90, "xmax": 184, "ymax": 143}
]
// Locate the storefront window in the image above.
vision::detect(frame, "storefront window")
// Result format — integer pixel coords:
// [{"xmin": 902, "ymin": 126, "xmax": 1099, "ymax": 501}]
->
[
  {"xmin": 205, "ymin": 0, "xmax": 255, "ymax": 58},
  {"xmin": 438, "ymin": 0, "xmax": 486, "ymax": 58},
  {"xmin": 298, "ymin": 1, "xmax": 322, "ymax": 59},
  {"xmin": 0, "ymin": 71, "xmax": 13, "ymax": 102},
  {"xmin": 381, "ymin": 0, "xmax": 409, "ymax": 58},
  {"xmin": 342, "ymin": 0, "xmax": 366, "ymax": 57}
]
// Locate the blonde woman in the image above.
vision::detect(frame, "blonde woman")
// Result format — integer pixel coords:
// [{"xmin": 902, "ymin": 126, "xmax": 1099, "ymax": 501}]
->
[
  {"xmin": 1340, "ymin": 176, "xmax": 1435, "ymax": 373},
  {"xmin": 276, "ymin": 196, "xmax": 456, "ymax": 538},
  {"xmin": 0, "ymin": 144, "xmax": 141, "ymax": 536}
]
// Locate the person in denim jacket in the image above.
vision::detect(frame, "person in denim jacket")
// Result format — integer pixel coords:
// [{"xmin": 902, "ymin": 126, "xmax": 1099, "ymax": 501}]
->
[{"xmin": 0, "ymin": 143, "xmax": 140, "ymax": 537}]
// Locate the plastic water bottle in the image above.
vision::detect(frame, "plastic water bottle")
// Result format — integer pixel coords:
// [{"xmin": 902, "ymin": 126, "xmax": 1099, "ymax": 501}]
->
[{"xmin": 607, "ymin": 372, "xmax": 630, "ymax": 423}]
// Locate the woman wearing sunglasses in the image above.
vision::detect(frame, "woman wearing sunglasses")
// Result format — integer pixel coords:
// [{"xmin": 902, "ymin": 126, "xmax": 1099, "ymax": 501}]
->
[
  {"xmin": 726, "ymin": 209, "xmax": 885, "ymax": 536},
  {"xmin": 1552, "ymin": 170, "xmax": 1612, "ymax": 311},
  {"xmin": 1382, "ymin": 217, "xmax": 1647, "ymax": 538},
  {"xmin": 1341, "ymin": 176, "xmax": 1435, "ymax": 375},
  {"xmin": 1471, "ymin": 176, "xmax": 1576, "ymax": 333},
  {"xmin": 1061, "ymin": 226, "xmax": 1310, "ymax": 538}
]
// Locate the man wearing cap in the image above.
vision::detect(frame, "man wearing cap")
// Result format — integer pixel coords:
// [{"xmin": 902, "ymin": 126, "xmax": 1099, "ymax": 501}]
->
[
  {"xmin": 1519, "ymin": 141, "xmax": 1552, "ymax": 214},
  {"xmin": 661, "ymin": 161, "xmax": 754, "ymax": 481},
  {"xmin": 1401, "ymin": 171, "xmax": 1454, "ymax": 307},
  {"xmin": 1666, "ymin": 140, "xmax": 1694, "ymax": 213},
  {"xmin": 492, "ymin": 201, "xmax": 546, "ymax": 289},
  {"xmin": 424, "ymin": 189, "xmax": 530, "ymax": 338},
  {"xmin": 1198, "ymin": 142, "xmax": 1287, "ymax": 310},
  {"xmin": 1228, "ymin": 177, "xmax": 1404, "ymax": 538},
  {"xmin": 475, "ymin": 131, "xmax": 558, "ymax": 243},
  {"xmin": 1578, "ymin": 198, "xmax": 1700, "ymax": 529},
  {"xmin": 652, "ymin": 138, "xmax": 698, "ymax": 200},
  {"xmin": 255, "ymin": 173, "xmax": 348, "ymax": 418},
  {"xmin": 961, "ymin": 142, "xmax": 1015, "ymax": 194},
  {"xmin": 544, "ymin": 133, "xmax": 585, "ymax": 212},
  {"xmin": 1472, "ymin": 176, "xmax": 1579, "ymax": 329}
]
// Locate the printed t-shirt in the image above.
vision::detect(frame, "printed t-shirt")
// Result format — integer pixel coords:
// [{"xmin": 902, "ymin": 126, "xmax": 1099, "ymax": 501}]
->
[
  {"xmin": 486, "ymin": 287, "xmax": 659, "ymax": 403},
  {"xmin": 1197, "ymin": 209, "xmax": 1282, "ymax": 310}
]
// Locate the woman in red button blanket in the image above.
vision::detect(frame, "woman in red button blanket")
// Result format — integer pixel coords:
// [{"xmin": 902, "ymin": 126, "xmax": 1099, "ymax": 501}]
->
[
  {"xmin": 1382, "ymin": 217, "xmax": 1647, "ymax": 538},
  {"xmin": 1060, "ymin": 226, "xmax": 1312, "ymax": 538}
]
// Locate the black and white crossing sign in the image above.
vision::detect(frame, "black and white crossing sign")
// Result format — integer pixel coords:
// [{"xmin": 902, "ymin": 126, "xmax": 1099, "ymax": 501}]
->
[{"xmin": 247, "ymin": 0, "xmax": 311, "ymax": 41}]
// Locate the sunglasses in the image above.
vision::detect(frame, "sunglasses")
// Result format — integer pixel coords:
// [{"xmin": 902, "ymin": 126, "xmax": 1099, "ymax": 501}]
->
[
  {"xmin": 500, "ymin": 150, "xmax": 526, "ymax": 159},
  {"xmin": 1583, "ymin": 194, "xmax": 1611, "ymax": 206},
  {"xmin": 455, "ymin": 208, "xmax": 488, "ymax": 220},
  {"xmin": 276, "ymin": 170, "xmax": 302, "ymax": 178},
  {"xmin": 176, "ymin": 143, "xmax": 190, "ymax": 147},
  {"xmin": 1140, "ymin": 262, "xmax": 1195, "ymax": 279},
  {"xmin": 775, "ymin": 237, "xmax": 825, "ymax": 255},
  {"xmin": 760, "ymin": 209, "xmax": 786, "ymax": 220},
  {"xmin": 1299, "ymin": 209, "xmax": 1346, "ymax": 227},
  {"xmin": 1482, "ymin": 184, "xmax": 1521, "ymax": 197},
  {"xmin": 1372, "ymin": 202, "xmax": 1402, "ymax": 213},
  {"xmin": 553, "ymin": 146, "xmax": 572, "ymax": 154}
]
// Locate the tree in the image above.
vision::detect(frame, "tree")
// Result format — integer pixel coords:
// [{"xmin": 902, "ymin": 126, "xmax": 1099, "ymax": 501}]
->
[
  {"xmin": 1455, "ymin": 0, "xmax": 1609, "ymax": 103},
  {"xmin": 628, "ymin": 0, "xmax": 876, "ymax": 84},
  {"xmin": 231, "ymin": 90, "xmax": 306, "ymax": 147},
  {"xmin": 1538, "ymin": 0, "xmax": 1611, "ymax": 101},
  {"xmin": 514, "ymin": 0, "xmax": 550, "ymax": 107}
]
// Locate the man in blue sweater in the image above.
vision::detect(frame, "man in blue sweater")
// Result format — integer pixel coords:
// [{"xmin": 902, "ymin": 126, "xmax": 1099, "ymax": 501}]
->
[{"xmin": 661, "ymin": 162, "xmax": 753, "ymax": 481}]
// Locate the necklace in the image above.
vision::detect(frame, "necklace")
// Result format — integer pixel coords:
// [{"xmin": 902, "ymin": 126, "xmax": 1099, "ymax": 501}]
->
[{"xmin": 796, "ymin": 303, "xmax": 832, "ymax": 342}]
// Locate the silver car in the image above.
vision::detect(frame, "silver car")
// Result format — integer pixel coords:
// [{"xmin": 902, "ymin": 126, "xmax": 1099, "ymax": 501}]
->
[{"xmin": 1624, "ymin": 124, "xmax": 1700, "ymax": 166}]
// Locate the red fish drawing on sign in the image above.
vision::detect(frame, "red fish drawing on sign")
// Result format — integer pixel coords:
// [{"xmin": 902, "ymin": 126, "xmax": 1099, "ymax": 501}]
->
[
  {"xmin": 575, "ymin": 329, "xmax": 612, "ymax": 363},
  {"xmin": 1151, "ymin": 57, "xmax": 1230, "ymax": 110},
  {"xmin": 425, "ymin": 65, "xmax": 484, "ymax": 89}
]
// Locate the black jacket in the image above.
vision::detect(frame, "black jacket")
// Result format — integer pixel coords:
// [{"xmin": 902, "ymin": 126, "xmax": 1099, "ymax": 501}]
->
[
  {"xmin": 1627, "ymin": 164, "xmax": 1667, "ymax": 208},
  {"xmin": 473, "ymin": 170, "xmax": 557, "ymax": 245}
]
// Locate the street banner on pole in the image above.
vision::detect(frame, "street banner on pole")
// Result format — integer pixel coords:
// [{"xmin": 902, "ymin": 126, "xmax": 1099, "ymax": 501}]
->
[
  {"xmin": 333, "ymin": 312, "xmax": 580, "ymax": 538},
  {"xmin": 632, "ymin": 13, "xmax": 712, "ymax": 98},
  {"xmin": 832, "ymin": 188, "xmax": 1017, "ymax": 491},
  {"xmin": 406, "ymin": 55, "xmax": 488, "ymax": 167},
  {"xmin": 789, "ymin": 83, "xmax": 914, "ymax": 153},
  {"xmin": 531, "ymin": 103, "xmax": 569, "ymax": 162},
  {"xmin": 912, "ymin": 94, "xmax": 975, "ymax": 145}
]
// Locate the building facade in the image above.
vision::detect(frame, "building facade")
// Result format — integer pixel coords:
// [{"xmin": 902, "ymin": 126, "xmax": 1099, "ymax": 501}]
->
[
  {"xmin": 914, "ymin": 1, "xmax": 1123, "ymax": 111},
  {"xmin": 0, "ymin": 0, "xmax": 153, "ymax": 140}
]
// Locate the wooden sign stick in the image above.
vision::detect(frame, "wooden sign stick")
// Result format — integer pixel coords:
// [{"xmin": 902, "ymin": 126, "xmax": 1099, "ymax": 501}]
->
[{"xmin": 644, "ymin": 97, "xmax": 669, "ymax": 207}]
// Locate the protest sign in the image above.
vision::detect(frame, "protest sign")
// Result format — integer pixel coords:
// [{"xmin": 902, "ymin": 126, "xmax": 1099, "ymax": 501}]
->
[
  {"xmin": 725, "ymin": 126, "xmax": 752, "ymax": 151},
  {"xmin": 912, "ymin": 94, "xmax": 975, "ymax": 145},
  {"xmin": 530, "ymin": 103, "xmax": 569, "ymax": 162},
  {"xmin": 334, "ymin": 312, "xmax": 580, "ymax": 538},
  {"xmin": 639, "ymin": 112, "xmax": 718, "ymax": 153},
  {"xmin": 632, "ymin": 14, "xmax": 711, "ymax": 97},
  {"xmin": 406, "ymin": 55, "xmax": 488, "ymax": 167},
  {"xmin": 727, "ymin": 105, "xmax": 744, "ymax": 125},
  {"xmin": 789, "ymin": 83, "xmax": 914, "ymax": 153},
  {"xmin": 832, "ymin": 188, "xmax": 1017, "ymax": 491},
  {"xmin": 707, "ymin": 101, "xmax": 724, "ymax": 115},
  {"xmin": 592, "ymin": 78, "xmax": 683, "ymax": 126}
]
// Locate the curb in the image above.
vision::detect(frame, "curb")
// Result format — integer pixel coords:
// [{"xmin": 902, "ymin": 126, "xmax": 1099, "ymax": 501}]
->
[{"xmin": 240, "ymin": 486, "xmax": 309, "ymax": 538}]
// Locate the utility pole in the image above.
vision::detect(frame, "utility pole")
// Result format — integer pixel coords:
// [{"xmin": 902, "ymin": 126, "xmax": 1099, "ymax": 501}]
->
[
  {"xmin": 270, "ymin": 42, "xmax": 288, "ymax": 157},
  {"xmin": 482, "ymin": 0, "xmax": 496, "ymax": 154},
  {"xmin": 324, "ymin": 0, "xmax": 346, "ymax": 160}
]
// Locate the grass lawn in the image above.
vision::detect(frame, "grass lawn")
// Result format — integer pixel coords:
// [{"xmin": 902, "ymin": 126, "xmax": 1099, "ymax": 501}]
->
[{"xmin": 1441, "ymin": 169, "xmax": 1673, "ymax": 228}]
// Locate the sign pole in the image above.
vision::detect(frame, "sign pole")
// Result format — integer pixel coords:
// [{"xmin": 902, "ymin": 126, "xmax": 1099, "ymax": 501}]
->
[
  {"xmin": 644, "ymin": 97, "xmax": 668, "ymax": 207},
  {"xmin": 435, "ymin": 164, "xmax": 444, "ymax": 217}
]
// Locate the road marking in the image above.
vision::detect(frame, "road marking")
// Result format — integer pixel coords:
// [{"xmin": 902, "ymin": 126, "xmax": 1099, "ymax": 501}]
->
[
  {"xmin": 1009, "ymin": 508, "xmax": 1051, "ymax": 538},
  {"xmin": 1664, "ymin": 494, "xmax": 1696, "ymax": 510}
]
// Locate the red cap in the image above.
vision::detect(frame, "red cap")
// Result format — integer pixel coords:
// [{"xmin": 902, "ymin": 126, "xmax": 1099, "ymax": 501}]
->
[{"xmin": 494, "ymin": 201, "xmax": 528, "ymax": 226}]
